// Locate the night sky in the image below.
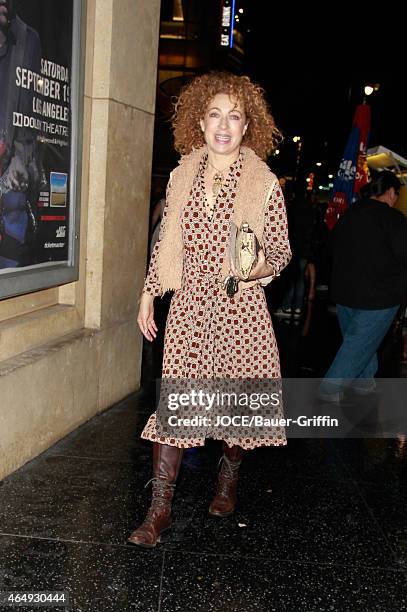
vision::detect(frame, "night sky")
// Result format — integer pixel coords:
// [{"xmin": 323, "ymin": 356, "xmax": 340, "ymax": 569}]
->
[{"xmin": 242, "ymin": 2, "xmax": 405, "ymax": 179}]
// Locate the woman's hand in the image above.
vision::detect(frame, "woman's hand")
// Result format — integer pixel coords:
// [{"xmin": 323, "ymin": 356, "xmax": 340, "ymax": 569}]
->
[
  {"xmin": 230, "ymin": 249, "xmax": 274, "ymax": 281},
  {"xmin": 137, "ymin": 292, "xmax": 157, "ymax": 341}
]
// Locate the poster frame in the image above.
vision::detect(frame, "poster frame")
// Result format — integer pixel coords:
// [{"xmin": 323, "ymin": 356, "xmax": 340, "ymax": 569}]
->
[{"xmin": 0, "ymin": 0, "xmax": 86, "ymax": 300}]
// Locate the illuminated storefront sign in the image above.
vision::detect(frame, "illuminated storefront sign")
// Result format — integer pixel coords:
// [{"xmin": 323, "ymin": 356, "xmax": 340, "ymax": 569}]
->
[{"xmin": 220, "ymin": 0, "xmax": 235, "ymax": 48}]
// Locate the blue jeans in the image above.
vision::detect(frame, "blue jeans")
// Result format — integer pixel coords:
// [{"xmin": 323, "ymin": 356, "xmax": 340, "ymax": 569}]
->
[{"xmin": 321, "ymin": 304, "xmax": 399, "ymax": 395}]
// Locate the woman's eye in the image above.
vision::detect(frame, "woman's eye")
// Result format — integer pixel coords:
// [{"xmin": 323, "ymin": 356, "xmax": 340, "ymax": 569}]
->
[
  {"xmin": 209, "ymin": 112, "xmax": 219, "ymax": 118},
  {"xmin": 230, "ymin": 115, "xmax": 240, "ymax": 120}
]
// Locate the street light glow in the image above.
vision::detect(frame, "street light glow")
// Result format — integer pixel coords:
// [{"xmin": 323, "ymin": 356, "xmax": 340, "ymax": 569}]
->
[
  {"xmin": 239, "ymin": 8, "xmax": 244, "ymax": 13},
  {"xmin": 364, "ymin": 83, "xmax": 380, "ymax": 97},
  {"xmin": 316, "ymin": 162, "xmax": 322, "ymax": 166},
  {"xmin": 293, "ymin": 136, "xmax": 301, "ymax": 143}
]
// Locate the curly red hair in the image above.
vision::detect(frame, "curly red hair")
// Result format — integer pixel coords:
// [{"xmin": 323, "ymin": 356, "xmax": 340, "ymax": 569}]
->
[{"xmin": 172, "ymin": 72, "xmax": 282, "ymax": 161}]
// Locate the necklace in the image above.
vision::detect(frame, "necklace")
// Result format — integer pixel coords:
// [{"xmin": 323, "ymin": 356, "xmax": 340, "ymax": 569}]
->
[
  {"xmin": 207, "ymin": 160, "xmax": 228, "ymax": 196},
  {"xmin": 206, "ymin": 159, "xmax": 230, "ymax": 221}
]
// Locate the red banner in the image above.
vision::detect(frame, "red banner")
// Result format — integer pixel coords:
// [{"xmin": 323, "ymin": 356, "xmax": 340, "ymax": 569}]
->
[{"xmin": 325, "ymin": 104, "xmax": 370, "ymax": 230}]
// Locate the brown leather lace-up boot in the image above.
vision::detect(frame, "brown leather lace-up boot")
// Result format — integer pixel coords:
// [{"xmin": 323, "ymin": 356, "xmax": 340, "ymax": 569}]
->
[
  {"xmin": 127, "ymin": 443, "xmax": 183, "ymax": 548},
  {"xmin": 209, "ymin": 443, "xmax": 245, "ymax": 517}
]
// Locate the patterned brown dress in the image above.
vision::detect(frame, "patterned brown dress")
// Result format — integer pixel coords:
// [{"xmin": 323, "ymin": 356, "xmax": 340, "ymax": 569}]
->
[{"xmin": 141, "ymin": 153, "xmax": 291, "ymax": 449}]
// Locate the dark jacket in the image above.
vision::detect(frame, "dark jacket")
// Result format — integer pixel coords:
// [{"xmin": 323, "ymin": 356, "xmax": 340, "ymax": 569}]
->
[{"xmin": 330, "ymin": 197, "xmax": 407, "ymax": 309}]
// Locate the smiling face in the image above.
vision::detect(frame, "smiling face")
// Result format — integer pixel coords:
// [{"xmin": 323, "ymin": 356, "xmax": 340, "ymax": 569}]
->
[{"xmin": 199, "ymin": 93, "xmax": 247, "ymax": 160}]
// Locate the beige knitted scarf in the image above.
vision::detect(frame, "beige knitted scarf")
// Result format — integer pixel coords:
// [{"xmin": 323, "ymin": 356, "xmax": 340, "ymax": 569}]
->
[{"xmin": 157, "ymin": 145, "xmax": 277, "ymax": 296}]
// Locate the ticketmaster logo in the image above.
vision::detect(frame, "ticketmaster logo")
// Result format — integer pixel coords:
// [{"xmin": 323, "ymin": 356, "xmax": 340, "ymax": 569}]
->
[{"xmin": 44, "ymin": 242, "xmax": 64, "ymax": 248}]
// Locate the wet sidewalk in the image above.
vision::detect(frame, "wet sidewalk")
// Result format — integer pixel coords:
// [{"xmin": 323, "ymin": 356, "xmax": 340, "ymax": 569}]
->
[{"xmin": 0, "ymin": 301, "xmax": 407, "ymax": 611}]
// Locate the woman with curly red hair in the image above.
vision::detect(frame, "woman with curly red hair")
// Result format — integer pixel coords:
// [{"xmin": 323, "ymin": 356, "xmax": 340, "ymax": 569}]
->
[{"xmin": 128, "ymin": 72, "xmax": 291, "ymax": 548}]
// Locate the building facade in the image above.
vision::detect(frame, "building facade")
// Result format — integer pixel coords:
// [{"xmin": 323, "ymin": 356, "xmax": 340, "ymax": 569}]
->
[{"xmin": 0, "ymin": 0, "xmax": 161, "ymax": 479}]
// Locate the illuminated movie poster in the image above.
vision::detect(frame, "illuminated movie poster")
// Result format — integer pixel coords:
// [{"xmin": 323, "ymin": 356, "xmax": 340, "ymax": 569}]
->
[{"xmin": 0, "ymin": 0, "xmax": 74, "ymax": 270}]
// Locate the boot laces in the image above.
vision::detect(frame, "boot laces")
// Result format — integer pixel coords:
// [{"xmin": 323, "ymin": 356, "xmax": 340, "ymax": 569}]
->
[
  {"xmin": 216, "ymin": 456, "xmax": 241, "ymax": 496},
  {"xmin": 218, "ymin": 455, "xmax": 241, "ymax": 478},
  {"xmin": 143, "ymin": 477, "xmax": 175, "ymax": 524}
]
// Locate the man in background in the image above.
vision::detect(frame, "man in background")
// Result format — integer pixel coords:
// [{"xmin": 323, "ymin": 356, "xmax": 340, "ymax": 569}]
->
[{"xmin": 320, "ymin": 171, "xmax": 407, "ymax": 400}]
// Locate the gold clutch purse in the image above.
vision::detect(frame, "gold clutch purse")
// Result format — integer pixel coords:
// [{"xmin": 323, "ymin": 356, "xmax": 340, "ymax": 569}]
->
[
  {"xmin": 234, "ymin": 221, "xmax": 260, "ymax": 279},
  {"xmin": 225, "ymin": 222, "xmax": 260, "ymax": 297}
]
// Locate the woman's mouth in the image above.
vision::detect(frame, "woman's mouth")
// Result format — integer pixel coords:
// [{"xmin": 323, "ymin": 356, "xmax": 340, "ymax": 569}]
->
[{"xmin": 215, "ymin": 134, "xmax": 231, "ymax": 144}]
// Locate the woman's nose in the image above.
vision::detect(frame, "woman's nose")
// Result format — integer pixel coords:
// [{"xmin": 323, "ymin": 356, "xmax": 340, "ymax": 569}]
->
[{"xmin": 218, "ymin": 116, "xmax": 229, "ymax": 129}]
